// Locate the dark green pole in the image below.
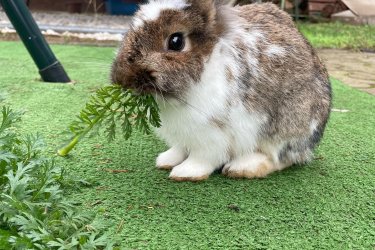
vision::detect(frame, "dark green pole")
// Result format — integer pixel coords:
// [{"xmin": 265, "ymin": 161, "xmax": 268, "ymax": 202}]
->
[{"xmin": 0, "ymin": 0, "xmax": 71, "ymax": 83}]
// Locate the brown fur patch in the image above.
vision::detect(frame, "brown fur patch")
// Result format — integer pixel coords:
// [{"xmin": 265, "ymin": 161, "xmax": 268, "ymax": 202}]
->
[
  {"xmin": 170, "ymin": 174, "xmax": 209, "ymax": 182},
  {"xmin": 225, "ymin": 66, "xmax": 234, "ymax": 82},
  {"xmin": 157, "ymin": 165, "xmax": 174, "ymax": 170},
  {"xmin": 112, "ymin": 3, "xmax": 227, "ymax": 97},
  {"xmin": 244, "ymin": 161, "xmax": 273, "ymax": 178},
  {"xmin": 230, "ymin": 3, "xmax": 331, "ymax": 153},
  {"xmin": 224, "ymin": 159, "xmax": 275, "ymax": 179},
  {"xmin": 226, "ymin": 146, "xmax": 235, "ymax": 160},
  {"xmin": 210, "ymin": 116, "xmax": 226, "ymax": 129}
]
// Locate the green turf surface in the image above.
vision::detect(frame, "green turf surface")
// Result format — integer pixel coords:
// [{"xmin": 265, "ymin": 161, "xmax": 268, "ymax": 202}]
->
[
  {"xmin": 298, "ymin": 22, "xmax": 375, "ymax": 50},
  {"xmin": 0, "ymin": 41, "xmax": 374, "ymax": 249}
]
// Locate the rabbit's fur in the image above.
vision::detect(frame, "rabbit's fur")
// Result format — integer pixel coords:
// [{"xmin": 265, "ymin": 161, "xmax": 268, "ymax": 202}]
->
[{"xmin": 111, "ymin": 0, "xmax": 331, "ymax": 181}]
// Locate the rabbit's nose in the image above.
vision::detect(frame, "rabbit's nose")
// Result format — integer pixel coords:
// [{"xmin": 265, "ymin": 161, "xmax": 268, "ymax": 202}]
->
[
  {"xmin": 111, "ymin": 61, "xmax": 156, "ymax": 93},
  {"xmin": 128, "ymin": 68, "xmax": 157, "ymax": 92}
]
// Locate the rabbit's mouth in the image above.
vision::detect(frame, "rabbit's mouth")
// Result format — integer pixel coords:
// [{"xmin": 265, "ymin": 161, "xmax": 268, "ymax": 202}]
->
[
  {"xmin": 111, "ymin": 61, "xmax": 180, "ymax": 98},
  {"xmin": 111, "ymin": 63, "xmax": 159, "ymax": 94},
  {"xmin": 134, "ymin": 82, "xmax": 158, "ymax": 94}
]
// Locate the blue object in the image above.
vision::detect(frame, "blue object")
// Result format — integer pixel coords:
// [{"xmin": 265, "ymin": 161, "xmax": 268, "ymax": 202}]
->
[{"xmin": 105, "ymin": 0, "xmax": 141, "ymax": 15}]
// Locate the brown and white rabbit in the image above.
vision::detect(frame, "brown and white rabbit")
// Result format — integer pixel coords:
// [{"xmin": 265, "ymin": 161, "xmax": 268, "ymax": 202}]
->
[{"xmin": 111, "ymin": 0, "xmax": 332, "ymax": 181}]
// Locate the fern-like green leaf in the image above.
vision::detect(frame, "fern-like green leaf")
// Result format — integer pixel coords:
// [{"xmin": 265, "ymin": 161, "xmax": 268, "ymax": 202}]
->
[{"xmin": 58, "ymin": 85, "xmax": 161, "ymax": 156}]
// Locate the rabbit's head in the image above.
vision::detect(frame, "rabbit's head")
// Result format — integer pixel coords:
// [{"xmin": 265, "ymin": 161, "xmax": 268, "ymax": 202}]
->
[{"xmin": 111, "ymin": 0, "xmax": 235, "ymax": 97}]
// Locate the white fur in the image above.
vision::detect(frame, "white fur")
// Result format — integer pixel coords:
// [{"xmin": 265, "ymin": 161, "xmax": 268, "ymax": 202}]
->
[
  {"xmin": 156, "ymin": 44, "xmax": 233, "ymax": 171},
  {"xmin": 156, "ymin": 146, "xmax": 187, "ymax": 169},
  {"xmin": 218, "ymin": 8, "xmax": 266, "ymax": 79},
  {"xmin": 309, "ymin": 119, "xmax": 319, "ymax": 134},
  {"xmin": 132, "ymin": 0, "xmax": 189, "ymax": 29},
  {"xmin": 265, "ymin": 44, "xmax": 286, "ymax": 57},
  {"xmin": 156, "ymin": 28, "xmax": 268, "ymax": 179},
  {"xmin": 170, "ymin": 157, "xmax": 216, "ymax": 180},
  {"xmin": 154, "ymin": 8, "xmax": 295, "ymax": 180}
]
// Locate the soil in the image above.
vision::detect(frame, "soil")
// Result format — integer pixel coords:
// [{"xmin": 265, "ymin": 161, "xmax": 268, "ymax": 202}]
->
[{"xmin": 318, "ymin": 49, "xmax": 375, "ymax": 95}]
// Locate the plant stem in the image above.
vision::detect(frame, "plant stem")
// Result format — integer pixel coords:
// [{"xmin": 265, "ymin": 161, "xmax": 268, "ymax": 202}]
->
[
  {"xmin": 57, "ymin": 135, "xmax": 80, "ymax": 157},
  {"xmin": 57, "ymin": 98, "xmax": 116, "ymax": 157}
]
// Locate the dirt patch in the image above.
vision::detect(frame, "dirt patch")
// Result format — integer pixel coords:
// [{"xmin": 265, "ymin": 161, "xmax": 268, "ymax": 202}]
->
[
  {"xmin": 0, "ymin": 29, "xmax": 121, "ymax": 47},
  {"xmin": 318, "ymin": 49, "xmax": 375, "ymax": 95}
]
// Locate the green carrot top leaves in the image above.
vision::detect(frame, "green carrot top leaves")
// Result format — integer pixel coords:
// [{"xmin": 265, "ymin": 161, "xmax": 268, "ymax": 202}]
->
[{"xmin": 58, "ymin": 85, "xmax": 161, "ymax": 156}]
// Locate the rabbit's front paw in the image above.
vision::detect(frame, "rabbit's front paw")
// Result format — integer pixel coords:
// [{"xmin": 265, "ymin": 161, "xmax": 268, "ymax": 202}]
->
[
  {"xmin": 169, "ymin": 158, "xmax": 215, "ymax": 182},
  {"xmin": 156, "ymin": 147, "xmax": 187, "ymax": 170},
  {"xmin": 222, "ymin": 153, "xmax": 275, "ymax": 178}
]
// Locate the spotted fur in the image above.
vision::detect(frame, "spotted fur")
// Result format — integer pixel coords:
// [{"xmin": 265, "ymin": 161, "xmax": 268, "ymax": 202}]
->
[{"xmin": 111, "ymin": 1, "xmax": 331, "ymax": 181}]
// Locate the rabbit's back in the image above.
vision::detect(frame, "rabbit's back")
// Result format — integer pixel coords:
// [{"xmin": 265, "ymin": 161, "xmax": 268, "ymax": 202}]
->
[{"xmin": 226, "ymin": 3, "xmax": 331, "ymax": 165}]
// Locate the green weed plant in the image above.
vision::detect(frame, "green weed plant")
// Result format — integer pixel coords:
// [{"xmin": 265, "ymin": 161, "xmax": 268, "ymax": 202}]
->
[{"xmin": 0, "ymin": 106, "xmax": 115, "ymax": 249}]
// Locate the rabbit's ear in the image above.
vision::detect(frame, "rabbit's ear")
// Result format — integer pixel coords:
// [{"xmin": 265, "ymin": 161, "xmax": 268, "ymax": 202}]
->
[{"xmin": 215, "ymin": 0, "xmax": 236, "ymax": 6}]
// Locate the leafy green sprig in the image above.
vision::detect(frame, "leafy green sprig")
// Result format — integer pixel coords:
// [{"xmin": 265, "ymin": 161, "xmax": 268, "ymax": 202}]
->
[
  {"xmin": 58, "ymin": 85, "xmax": 161, "ymax": 156},
  {"xmin": 0, "ymin": 106, "xmax": 115, "ymax": 249}
]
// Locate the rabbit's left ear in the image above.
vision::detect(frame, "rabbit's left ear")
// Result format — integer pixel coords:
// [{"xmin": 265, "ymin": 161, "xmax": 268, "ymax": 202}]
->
[{"xmin": 215, "ymin": 0, "xmax": 236, "ymax": 6}]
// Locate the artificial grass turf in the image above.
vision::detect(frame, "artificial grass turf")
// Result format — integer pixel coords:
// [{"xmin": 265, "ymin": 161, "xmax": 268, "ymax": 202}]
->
[
  {"xmin": 0, "ymin": 41, "xmax": 374, "ymax": 249},
  {"xmin": 297, "ymin": 22, "xmax": 375, "ymax": 50}
]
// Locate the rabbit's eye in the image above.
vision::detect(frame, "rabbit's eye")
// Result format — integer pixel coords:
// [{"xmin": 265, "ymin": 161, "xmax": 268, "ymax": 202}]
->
[{"xmin": 168, "ymin": 33, "xmax": 185, "ymax": 51}]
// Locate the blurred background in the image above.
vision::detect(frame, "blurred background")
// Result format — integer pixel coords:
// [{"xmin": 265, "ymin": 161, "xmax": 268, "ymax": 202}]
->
[
  {"xmin": 3, "ymin": 0, "xmax": 371, "ymax": 21},
  {"xmin": 1, "ymin": 0, "xmax": 374, "ymax": 94}
]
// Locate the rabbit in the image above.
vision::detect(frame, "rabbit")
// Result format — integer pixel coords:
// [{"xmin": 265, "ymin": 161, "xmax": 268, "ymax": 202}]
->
[{"xmin": 111, "ymin": 0, "xmax": 332, "ymax": 181}]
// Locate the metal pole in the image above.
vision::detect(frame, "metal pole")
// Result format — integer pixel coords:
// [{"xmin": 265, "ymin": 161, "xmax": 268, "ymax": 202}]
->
[
  {"xmin": 295, "ymin": 0, "xmax": 300, "ymax": 20},
  {"xmin": 280, "ymin": 0, "xmax": 285, "ymax": 10},
  {"xmin": 0, "ymin": 0, "xmax": 71, "ymax": 83}
]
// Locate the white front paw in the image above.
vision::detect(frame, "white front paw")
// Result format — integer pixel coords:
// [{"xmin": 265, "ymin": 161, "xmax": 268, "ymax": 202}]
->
[
  {"xmin": 156, "ymin": 147, "xmax": 187, "ymax": 170},
  {"xmin": 169, "ymin": 159, "xmax": 215, "ymax": 182}
]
